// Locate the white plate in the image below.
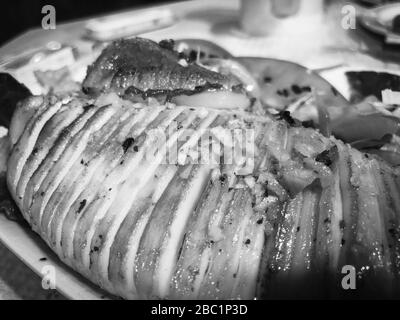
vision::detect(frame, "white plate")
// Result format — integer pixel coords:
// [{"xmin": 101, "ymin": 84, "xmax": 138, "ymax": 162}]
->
[
  {"xmin": 0, "ymin": 214, "xmax": 111, "ymax": 300},
  {"xmin": 0, "ymin": 130, "xmax": 108, "ymax": 299}
]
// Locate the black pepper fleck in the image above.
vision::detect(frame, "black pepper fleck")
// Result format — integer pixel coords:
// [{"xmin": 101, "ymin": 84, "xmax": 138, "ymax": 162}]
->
[
  {"xmin": 158, "ymin": 39, "xmax": 175, "ymax": 51},
  {"xmin": 276, "ymin": 111, "xmax": 296, "ymax": 126},
  {"xmin": 263, "ymin": 76, "xmax": 272, "ymax": 83},
  {"xmin": 291, "ymin": 84, "xmax": 302, "ymax": 94},
  {"xmin": 302, "ymin": 120, "xmax": 315, "ymax": 128},
  {"xmin": 315, "ymin": 146, "xmax": 338, "ymax": 167},
  {"xmin": 389, "ymin": 228, "xmax": 397, "ymax": 237},
  {"xmin": 77, "ymin": 199, "xmax": 87, "ymax": 213},
  {"xmin": 82, "ymin": 104, "xmax": 95, "ymax": 111},
  {"xmin": 122, "ymin": 137, "xmax": 135, "ymax": 153}
]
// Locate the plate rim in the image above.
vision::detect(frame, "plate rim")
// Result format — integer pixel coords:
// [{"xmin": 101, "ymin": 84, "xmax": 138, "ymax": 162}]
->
[{"xmin": 0, "ymin": 214, "xmax": 111, "ymax": 300}]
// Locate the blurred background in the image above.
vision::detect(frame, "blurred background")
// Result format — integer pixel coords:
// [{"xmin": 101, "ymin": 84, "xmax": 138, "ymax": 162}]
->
[
  {"xmin": 1, "ymin": 0, "xmax": 399, "ymax": 46},
  {"xmin": 0, "ymin": 0, "xmax": 181, "ymax": 45}
]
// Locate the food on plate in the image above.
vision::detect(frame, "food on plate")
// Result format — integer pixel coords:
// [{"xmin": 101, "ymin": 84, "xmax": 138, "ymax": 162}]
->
[
  {"xmin": 34, "ymin": 67, "xmax": 80, "ymax": 94},
  {"xmin": 174, "ymin": 38, "xmax": 234, "ymax": 61},
  {"xmin": 236, "ymin": 57, "xmax": 349, "ymax": 112},
  {"xmin": 173, "ymin": 39, "xmax": 349, "ymax": 115},
  {"xmin": 174, "ymin": 39, "xmax": 400, "ymax": 141},
  {"xmin": 330, "ymin": 100, "xmax": 400, "ymax": 142},
  {"xmin": 3, "ymin": 37, "xmax": 400, "ymax": 299},
  {"xmin": 8, "ymin": 89, "xmax": 400, "ymax": 299},
  {"xmin": 346, "ymin": 71, "xmax": 400, "ymax": 103},
  {"xmin": 82, "ymin": 38, "xmax": 230, "ymax": 94},
  {"xmin": 83, "ymin": 38, "xmax": 252, "ymax": 110}
]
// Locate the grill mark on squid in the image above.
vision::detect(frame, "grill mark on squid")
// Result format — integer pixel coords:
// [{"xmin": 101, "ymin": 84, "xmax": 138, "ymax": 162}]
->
[
  {"xmin": 22, "ymin": 105, "xmax": 99, "ymax": 221},
  {"xmin": 106, "ymin": 114, "xmax": 223, "ymax": 296},
  {"xmin": 29, "ymin": 104, "xmax": 116, "ymax": 230},
  {"xmin": 41, "ymin": 105, "xmax": 137, "ymax": 246},
  {"xmin": 16, "ymin": 102, "xmax": 84, "ymax": 204},
  {"xmin": 49, "ymin": 107, "xmax": 158, "ymax": 257},
  {"xmin": 64, "ymin": 107, "xmax": 181, "ymax": 269},
  {"xmin": 89, "ymin": 111, "xmax": 213, "ymax": 292},
  {"xmin": 8, "ymin": 96, "xmax": 64, "ymax": 201},
  {"xmin": 68, "ymin": 107, "xmax": 189, "ymax": 274}
]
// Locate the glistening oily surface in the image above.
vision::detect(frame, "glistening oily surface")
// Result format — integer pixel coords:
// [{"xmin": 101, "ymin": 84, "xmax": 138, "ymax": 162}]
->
[
  {"xmin": 3, "ymin": 36, "xmax": 400, "ymax": 300},
  {"xmin": 7, "ymin": 89, "xmax": 400, "ymax": 299}
]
